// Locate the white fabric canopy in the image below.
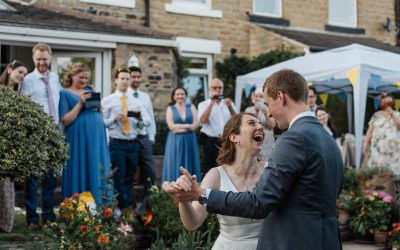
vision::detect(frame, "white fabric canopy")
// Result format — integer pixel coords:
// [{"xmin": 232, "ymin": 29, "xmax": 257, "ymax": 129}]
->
[{"xmin": 235, "ymin": 43, "xmax": 400, "ymax": 168}]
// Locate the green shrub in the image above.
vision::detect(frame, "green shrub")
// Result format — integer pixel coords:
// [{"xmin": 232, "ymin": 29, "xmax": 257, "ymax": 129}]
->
[
  {"xmin": 153, "ymin": 118, "xmax": 169, "ymax": 155},
  {"xmin": 147, "ymin": 186, "xmax": 219, "ymax": 249},
  {"xmin": 0, "ymin": 85, "xmax": 69, "ymax": 181}
]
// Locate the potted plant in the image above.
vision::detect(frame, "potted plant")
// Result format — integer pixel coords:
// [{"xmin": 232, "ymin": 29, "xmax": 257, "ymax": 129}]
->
[
  {"xmin": 348, "ymin": 189, "xmax": 394, "ymax": 244},
  {"xmin": 389, "ymin": 223, "xmax": 400, "ymax": 249},
  {"xmin": 337, "ymin": 193, "xmax": 353, "ymax": 226}
]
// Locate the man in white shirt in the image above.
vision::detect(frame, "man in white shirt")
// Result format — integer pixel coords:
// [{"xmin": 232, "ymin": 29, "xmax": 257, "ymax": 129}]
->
[
  {"xmin": 102, "ymin": 68, "xmax": 151, "ymax": 210},
  {"xmin": 20, "ymin": 43, "xmax": 62, "ymax": 230},
  {"xmin": 198, "ymin": 78, "xmax": 237, "ymax": 175},
  {"xmin": 127, "ymin": 66, "xmax": 156, "ymax": 192}
]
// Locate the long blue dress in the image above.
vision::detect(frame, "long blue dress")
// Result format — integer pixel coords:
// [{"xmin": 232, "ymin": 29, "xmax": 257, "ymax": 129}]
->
[
  {"xmin": 59, "ymin": 90, "xmax": 112, "ymax": 206},
  {"xmin": 162, "ymin": 104, "xmax": 201, "ymax": 183}
]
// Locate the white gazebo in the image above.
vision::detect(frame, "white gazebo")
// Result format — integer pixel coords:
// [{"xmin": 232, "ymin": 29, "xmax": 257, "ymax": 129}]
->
[{"xmin": 235, "ymin": 44, "xmax": 400, "ymax": 168}]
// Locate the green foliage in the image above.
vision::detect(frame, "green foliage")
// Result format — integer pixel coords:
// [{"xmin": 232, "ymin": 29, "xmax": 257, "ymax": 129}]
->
[
  {"xmin": 349, "ymin": 190, "xmax": 393, "ymax": 235},
  {"xmin": 337, "ymin": 193, "xmax": 353, "ymax": 212},
  {"xmin": 215, "ymin": 49, "xmax": 303, "ymax": 109},
  {"xmin": 342, "ymin": 168, "xmax": 359, "ymax": 194},
  {"xmin": 0, "ymin": 85, "xmax": 69, "ymax": 181},
  {"xmin": 147, "ymin": 186, "xmax": 219, "ymax": 249}
]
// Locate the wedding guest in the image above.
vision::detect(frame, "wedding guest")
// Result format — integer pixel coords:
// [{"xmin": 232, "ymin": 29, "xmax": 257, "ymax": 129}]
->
[
  {"xmin": 162, "ymin": 87, "xmax": 201, "ymax": 182},
  {"xmin": 59, "ymin": 62, "xmax": 112, "ymax": 206},
  {"xmin": 170, "ymin": 113, "xmax": 264, "ymax": 249},
  {"xmin": 20, "ymin": 43, "xmax": 61, "ymax": 230},
  {"xmin": 102, "ymin": 68, "xmax": 151, "ymax": 209},
  {"xmin": 363, "ymin": 92, "xmax": 400, "ymax": 174},
  {"xmin": 245, "ymin": 87, "xmax": 275, "ymax": 161},
  {"xmin": 198, "ymin": 79, "xmax": 237, "ymax": 175},
  {"xmin": 315, "ymin": 105, "xmax": 341, "ymax": 145},
  {"xmin": 0, "ymin": 60, "xmax": 28, "ymax": 232},
  {"xmin": 308, "ymin": 86, "xmax": 318, "ymax": 112},
  {"xmin": 128, "ymin": 66, "xmax": 156, "ymax": 191}
]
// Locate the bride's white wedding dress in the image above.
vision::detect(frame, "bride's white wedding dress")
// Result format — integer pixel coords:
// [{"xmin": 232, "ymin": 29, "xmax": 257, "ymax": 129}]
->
[{"xmin": 212, "ymin": 166, "xmax": 262, "ymax": 250}]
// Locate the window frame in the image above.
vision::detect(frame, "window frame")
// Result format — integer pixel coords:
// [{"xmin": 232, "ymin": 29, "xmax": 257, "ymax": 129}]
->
[
  {"xmin": 181, "ymin": 52, "xmax": 213, "ymax": 100},
  {"xmin": 165, "ymin": 0, "xmax": 222, "ymax": 18},
  {"xmin": 79, "ymin": 0, "xmax": 136, "ymax": 8},
  {"xmin": 328, "ymin": 0, "xmax": 357, "ymax": 28},
  {"xmin": 252, "ymin": 0, "xmax": 282, "ymax": 18}
]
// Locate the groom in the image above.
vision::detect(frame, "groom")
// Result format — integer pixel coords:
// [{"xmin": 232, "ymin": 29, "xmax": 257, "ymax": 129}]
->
[{"xmin": 165, "ymin": 69, "xmax": 343, "ymax": 250}]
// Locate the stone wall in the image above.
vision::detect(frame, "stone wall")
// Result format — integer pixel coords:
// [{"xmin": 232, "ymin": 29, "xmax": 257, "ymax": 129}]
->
[{"xmin": 114, "ymin": 43, "xmax": 177, "ymax": 116}]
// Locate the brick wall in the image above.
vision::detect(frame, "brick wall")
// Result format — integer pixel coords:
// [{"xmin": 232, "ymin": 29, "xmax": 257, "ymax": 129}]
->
[{"xmin": 114, "ymin": 43, "xmax": 177, "ymax": 116}]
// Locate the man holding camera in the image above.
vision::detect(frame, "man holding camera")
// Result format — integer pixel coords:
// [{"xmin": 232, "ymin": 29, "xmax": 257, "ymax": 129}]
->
[
  {"xmin": 198, "ymin": 78, "xmax": 237, "ymax": 175},
  {"xmin": 102, "ymin": 68, "xmax": 151, "ymax": 210},
  {"xmin": 127, "ymin": 66, "xmax": 156, "ymax": 193}
]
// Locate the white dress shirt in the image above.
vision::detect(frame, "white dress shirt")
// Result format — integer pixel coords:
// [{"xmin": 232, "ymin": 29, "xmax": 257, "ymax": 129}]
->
[
  {"xmin": 289, "ymin": 111, "xmax": 315, "ymax": 129},
  {"xmin": 197, "ymin": 99, "xmax": 238, "ymax": 137},
  {"xmin": 20, "ymin": 68, "xmax": 62, "ymax": 124},
  {"xmin": 127, "ymin": 87, "xmax": 156, "ymax": 141},
  {"xmin": 102, "ymin": 89, "xmax": 151, "ymax": 140}
]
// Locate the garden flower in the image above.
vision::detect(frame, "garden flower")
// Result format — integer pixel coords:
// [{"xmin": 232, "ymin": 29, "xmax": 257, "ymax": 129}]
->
[
  {"xmin": 95, "ymin": 224, "xmax": 102, "ymax": 233},
  {"xmin": 383, "ymin": 195, "xmax": 394, "ymax": 203},
  {"xmin": 97, "ymin": 233, "xmax": 109, "ymax": 244},
  {"xmin": 117, "ymin": 223, "xmax": 133, "ymax": 236},
  {"xmin": 80, "ymin": 225, "xmax": 88, "ymax": 232},
  {"xmin": 104, "ymin": 208, "xmax": 113, "ymax": 218},
  {"xmin": 360, "ymin": 206, "xmax": 365, "ymax": 216}
]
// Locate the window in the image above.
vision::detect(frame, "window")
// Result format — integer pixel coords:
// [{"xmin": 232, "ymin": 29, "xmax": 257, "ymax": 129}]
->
[
  {"xmin": 181, "ymin": 54, "xmax": 212, "ymax": 106},
  {"xmin": 328, "ymin": 0, "xmax": 356, "ymax": 28},
  {"xmin": 79, "ymin": 0, "xmax": 136, "ymax": 8},
  {"xmin": 165, "ymin": 0, "xmax": 222, "ymax": 18},
  {"xmin": 253, "ymin": 0, "xmax": 282, "ymax": 17}
]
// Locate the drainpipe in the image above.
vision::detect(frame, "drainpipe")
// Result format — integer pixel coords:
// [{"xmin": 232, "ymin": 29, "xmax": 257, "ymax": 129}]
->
[
  {"xmin": 396, "ymin": 0, "xmax": 400, "ymax": 46},
  {"xmin": 144, "ymin": 0, "xmax": 150, "ymax": 27}
]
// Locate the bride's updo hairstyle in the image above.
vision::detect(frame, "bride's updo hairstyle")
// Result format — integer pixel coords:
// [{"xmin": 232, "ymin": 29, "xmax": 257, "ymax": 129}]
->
[{"xmin": 217, "ymin": 112, "xmax": 257, "ymax": 165}]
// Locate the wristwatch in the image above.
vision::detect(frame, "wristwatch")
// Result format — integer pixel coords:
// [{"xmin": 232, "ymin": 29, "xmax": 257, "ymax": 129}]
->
[{"xmin": 198, "ymin": 189, "xmax": 208, "ymax": 207}]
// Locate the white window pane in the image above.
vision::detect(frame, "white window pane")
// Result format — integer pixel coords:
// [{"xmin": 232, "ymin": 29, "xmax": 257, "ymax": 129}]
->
[
  {"xmin": 329, "ymin": 0, "xmax": 356, "ymax": 27},
  {"xmin": 175, "ymin": 0, "xmax": 206, "ymax": 4},
  {"xmin": 254, "ymin": 0, "xmax": 280, "ymax": 16}
]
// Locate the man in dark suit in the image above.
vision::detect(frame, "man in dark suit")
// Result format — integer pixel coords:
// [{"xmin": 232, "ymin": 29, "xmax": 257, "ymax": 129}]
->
[{"xmin": 165, "ymin": 69, "xmax": 343, "ymax": 250}]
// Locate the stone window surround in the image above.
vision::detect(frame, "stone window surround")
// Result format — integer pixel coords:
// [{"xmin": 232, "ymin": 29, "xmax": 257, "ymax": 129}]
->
[
  {"xmin": 79, "ymin": 0, "xmax": 136, "ymax": 8},
  {"xmin": 165, "ymin": 0, "xmax": 222, "ymax": 18},
  {"xmin": 252, "ymin": 0, "xmax": 282, "ymax": 18},
  {"xmin": 328, "ymin": 0, "xmax": 357, "ymax": 28}
]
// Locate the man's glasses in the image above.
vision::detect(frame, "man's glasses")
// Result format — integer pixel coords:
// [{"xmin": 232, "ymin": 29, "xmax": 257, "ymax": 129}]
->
[{"xmin": 211, "ymin": 86, "xmax": 223, "ymax": 90}]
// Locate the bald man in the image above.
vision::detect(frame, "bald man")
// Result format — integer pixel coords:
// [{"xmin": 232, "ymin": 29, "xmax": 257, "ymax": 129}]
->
[{"xmin": 197, "ymin": 79, "xmax": 237, "ymax": 175}]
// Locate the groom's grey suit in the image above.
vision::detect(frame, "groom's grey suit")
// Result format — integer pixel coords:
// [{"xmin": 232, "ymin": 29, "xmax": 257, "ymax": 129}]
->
[{"xmin": 206, "ymin": 116, "xmax": 343, "ymax": 250}]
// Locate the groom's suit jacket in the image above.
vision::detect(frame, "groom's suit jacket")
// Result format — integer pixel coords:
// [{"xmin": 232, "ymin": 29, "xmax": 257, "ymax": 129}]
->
[{"xmin": 207, "ymin": 116, "xmax": 343, "ymax": 250}]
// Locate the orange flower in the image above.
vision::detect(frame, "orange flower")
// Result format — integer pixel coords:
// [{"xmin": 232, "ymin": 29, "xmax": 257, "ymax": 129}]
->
[
  {"xmin": 97, "ymin": 233, "xmax": 109, "ymax": 244},
  {"xmin": 360, "ymin": 206, "xmax": 365, "ymax": 216},
  {"xmin": 80, "ymin": 225, "xmax": 88, "ymax": 232},
  {"xmin": 95, "ymin": 224, "xmax": 102, "ymax": 233},
  {"xmin": 104, "ymin": 208, "xmax": 113, "ymax": 218}
]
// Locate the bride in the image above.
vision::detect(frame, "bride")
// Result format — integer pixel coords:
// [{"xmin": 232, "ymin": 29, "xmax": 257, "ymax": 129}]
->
[{"xmin": 165, "ymin": 112, "xmax": 266, "ymax": 250}]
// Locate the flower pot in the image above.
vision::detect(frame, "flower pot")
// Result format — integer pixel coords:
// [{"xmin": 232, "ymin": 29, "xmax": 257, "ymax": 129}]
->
[
  {"xmin": 338, "ymin": 210, "xmax": 349, "ymax": 226},
  {"xmin": 374, "ymin": 231, "xmax": 388, "ymax": 247},
  {"xmin": 353, "ymin": 232, "xmax": 374, "ymax": 244}
]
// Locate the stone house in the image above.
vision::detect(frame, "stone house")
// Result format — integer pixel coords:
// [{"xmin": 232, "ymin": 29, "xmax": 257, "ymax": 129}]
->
[
  {"xmin": 2, "ymin": 0, "xmax": 400, "ymax": 110},
  {"xmin": 16, "ymin": 0, "xmax": 400, "ymax": 106},
  {"xmin": 0, "ymin": 0, "xmax": 178, "ymax": 112}
]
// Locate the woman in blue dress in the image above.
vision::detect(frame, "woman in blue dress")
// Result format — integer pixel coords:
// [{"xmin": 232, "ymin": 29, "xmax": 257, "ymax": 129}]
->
[
  {"xmin": 162, "ymin": 87, "xmax": 201, "ymax": 183},
  {"xmin": 59, "ymin": 62, "xmax": 112, "ymax": 206}
]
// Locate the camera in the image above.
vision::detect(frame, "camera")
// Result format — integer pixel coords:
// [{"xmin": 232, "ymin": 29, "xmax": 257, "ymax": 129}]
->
[
  {"xmin": 84, "ymin": 92, "xmax": 101, "ymax": 110},
  {"xmin": 212, "ymin": 95, "xmax": 225, "ymax": 100},
  {"xmin": 128, "ymin": 111, "xmax": 141, "ymax": 119}
]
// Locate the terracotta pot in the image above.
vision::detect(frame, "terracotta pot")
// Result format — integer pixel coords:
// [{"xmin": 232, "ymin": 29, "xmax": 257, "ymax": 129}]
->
[
  {"xmin": 338, "ymin": 210, "xmax": 349, "ymax": 226},
  {"xmin": 374, "ymin": 231, "xmax": 388, "ymax": 247}
]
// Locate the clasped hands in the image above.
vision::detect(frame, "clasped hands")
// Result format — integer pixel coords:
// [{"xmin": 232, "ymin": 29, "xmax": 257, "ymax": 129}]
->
[{"xmin": 162, "ymin": 167, "xmax": 204, "ymax": 203}]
